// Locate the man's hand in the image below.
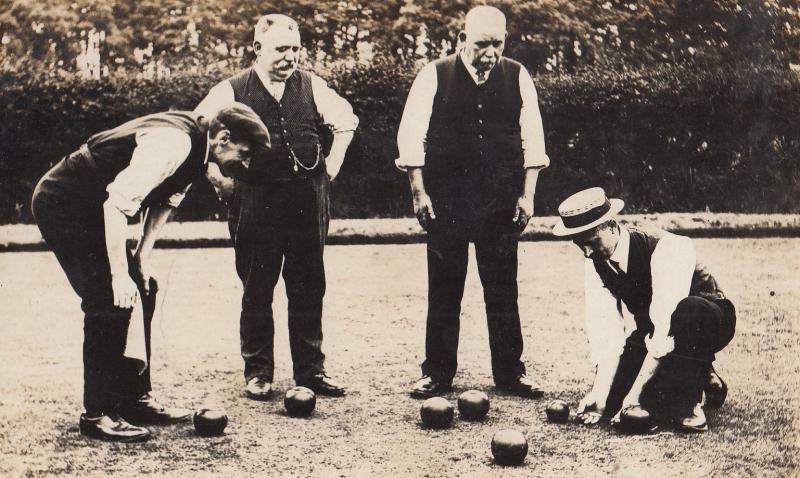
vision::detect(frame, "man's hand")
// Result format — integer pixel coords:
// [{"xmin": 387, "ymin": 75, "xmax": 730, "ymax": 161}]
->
[
  {"xmin": 206, "ymin": 162, "xmax": 235, "ymax": 199},
  {"xmin": 112, "ymin": 274, "xmax": 138, "ymax": 309},
  {"xmin": 413, "ymin": 192, "xmax": 436, "ymax": 231},
  {"xmin": 576, "ymin": 391, "xmax": 606, "ymax": 425},
  {"xmin": 512, "ymin": 194, "xmax": 534, "ymax": 233},
  {"xmin": 611, "ymin": 394, "xmax": 641, "ymax": 423},
  {"xmin": 130, "ymin": 252, "xmax": 159, "ymax": 295}
]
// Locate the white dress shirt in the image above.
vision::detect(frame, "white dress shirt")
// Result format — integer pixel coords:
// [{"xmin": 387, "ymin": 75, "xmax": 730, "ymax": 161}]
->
[
  {"xmin": 195, "ymin": 68, "xmax": 359, "ymax": 134},
  {"xmin": 583, "ymin": 227, "xmax": 697, "ymax": 365},
  {"xmin": 395, "ymin": 53, "xmax": 550, "ymax": 170},
  {"xmin": 105, "ymin": 128, "xmax": 208, "ymax": 217}
]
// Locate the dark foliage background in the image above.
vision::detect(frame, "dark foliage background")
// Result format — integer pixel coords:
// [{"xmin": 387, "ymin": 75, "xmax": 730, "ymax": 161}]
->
[{"xmin": 1, "ymin": 0, "xmax": 799, "ymax": 223}]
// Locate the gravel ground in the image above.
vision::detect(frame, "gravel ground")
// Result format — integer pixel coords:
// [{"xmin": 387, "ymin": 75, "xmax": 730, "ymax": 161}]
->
[{"xmin": 0, "ymin": 239, "xmax": 798, "ymax": 477}]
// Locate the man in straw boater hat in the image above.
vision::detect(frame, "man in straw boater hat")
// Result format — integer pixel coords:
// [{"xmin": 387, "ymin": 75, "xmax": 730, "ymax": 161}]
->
[
  {"xmin": 31, "ymin": 103, "xmax": 271, "ymax": 442},
  {"xmin": 552, "ymin": 187, "xmax": 735, "ymax": 433}
]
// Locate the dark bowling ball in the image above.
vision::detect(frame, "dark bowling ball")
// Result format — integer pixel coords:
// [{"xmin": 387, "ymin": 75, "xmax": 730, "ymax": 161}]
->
[
  {"xmin": 545, "ymin": 399, "xmax": 570, "ymax": 423},
  {"xmin": 420, "ymin": 397, "xmax": 454, "ymax": 429},
  {"xmin": 491, "ymin": 429, "xmax": 528, "ymax": 466},
  {"xmin": 458, "ymin": 390, "xmax": 490, "ymax": 421},
  {"xmin": 619, "ymin": 405, "xmax": 656, "ymax": 434},
  {"xmin": 284, "ymin": 386, "xmax": 316, "ymax": 417},
  {"xmin": 193, "ymin": 408, "xmax": 228, "ymax": 436}
]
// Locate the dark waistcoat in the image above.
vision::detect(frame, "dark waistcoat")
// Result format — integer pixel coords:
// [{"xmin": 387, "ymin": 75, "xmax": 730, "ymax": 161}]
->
[
  {"xmin": 65, "ymin": 111, "xmax": 208, "ymax": 210},
  {"xmin": 424, "ymin": 54, "xmax": 524, "ymax": 228},
  {"xmin": 592, "ymin": 227, "xmax": 723, "ymax": 335},
  {"xmin": 229, "ymin": 68, "xmax": 323, "ymax": 182}
]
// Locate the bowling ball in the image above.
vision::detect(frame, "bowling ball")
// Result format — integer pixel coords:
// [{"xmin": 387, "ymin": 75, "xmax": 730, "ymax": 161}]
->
[
  {"xmin": 420, "ymin": 397, "xmax": 454, "ymax": 429},
  {"xmin": 284, "ymin": 386, "xmax": 316, "ymax": 418},
  {"xmin": 491, "ymin": 429, "xmax": 528, "ymax": 466},
  {"xmin": 619, "ymin": 405, "xmax": 656, "ymax": 434},
  {"xmin": 458, "ymin": 390, "xmax": 490, "ymax": 421},
  {"xmin": 545, "ymin": 399, "xmax": 570, "ymax": 423},
  {"xmin": 193, "ymin": 408, "xmax": 228, "ymax": 436}
]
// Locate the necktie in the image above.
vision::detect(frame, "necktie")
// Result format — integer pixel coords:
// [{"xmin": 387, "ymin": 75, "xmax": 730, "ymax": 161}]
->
[
  {"xmin": 608, "ymin": 260, "xmax": 624, "ymax": 275},
  {"xmin": 476, "ymin": 70, "xmax": 486, "ymax": 84}
]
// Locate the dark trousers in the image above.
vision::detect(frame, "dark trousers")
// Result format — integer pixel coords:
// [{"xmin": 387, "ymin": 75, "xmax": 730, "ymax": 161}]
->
[
  {"xmin": 229, "ymin": 174, "xmax": 329, "ymax": 383},
  {"xmin": 604, "ymin": 295, "xmax": 736, "ymax": 419},
  {"xmin": 421, "ymin": 211, "xmax": 525, "ymax": 384},
  {"xmin": 32, "ymin": 159, "xmax": 153, "ymax": 415}
]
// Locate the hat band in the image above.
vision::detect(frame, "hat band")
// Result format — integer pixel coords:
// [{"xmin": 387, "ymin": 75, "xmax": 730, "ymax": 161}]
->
[{"xmin": 562, "ymin": 199, "xmax": 611, "ymax": 229}]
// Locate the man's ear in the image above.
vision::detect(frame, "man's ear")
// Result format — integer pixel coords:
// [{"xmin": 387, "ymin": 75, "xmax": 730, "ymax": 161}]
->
[
  {"xmin": 458, "ymin": 31, "xmax": 466, "ymax": 43},
  {"xmin": 253, "ymin": 41, "xmax": 262, "ymax": 55},
  {"xmin": 213, "ymin": 129, "xmax": 231, "ymax": 145}
]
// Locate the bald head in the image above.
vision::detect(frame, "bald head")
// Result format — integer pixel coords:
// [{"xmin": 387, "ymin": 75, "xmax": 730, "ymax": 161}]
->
[
  {"xmin": 460, "ymin": 6, "xmax": 507, "ymax": 75},
  {"xmin": 464, "ymin": 6, "xmax": 507, "ymax": 34}
]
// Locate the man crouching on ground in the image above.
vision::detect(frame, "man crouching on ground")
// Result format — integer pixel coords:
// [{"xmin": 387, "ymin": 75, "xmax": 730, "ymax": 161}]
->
[
  {"xmin": 31, "ymin": 103, "xmax": 270, "ymax": 442},
  {"xmin": 552, "ymin": 187, "xmax": 735, "ymax": 433}
]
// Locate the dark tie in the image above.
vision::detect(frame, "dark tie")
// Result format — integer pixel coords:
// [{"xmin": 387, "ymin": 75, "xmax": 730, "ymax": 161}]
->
[
  {"xmin": 476, "ymin": 70, "xmax": 486, "ymax": 83},
  {"xmin": 609, "ymin": 260, "xmax": 624, "ymax": 276}
]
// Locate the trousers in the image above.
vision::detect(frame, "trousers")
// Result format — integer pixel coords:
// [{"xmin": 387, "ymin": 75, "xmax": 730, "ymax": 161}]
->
[
  {"xmin": 604, "ymin": 295, "xmax": 736, "ymax": 419},
  {"xmin": 421, "ymin": 210, "xmax": 526, "ymax": 384},
  {"xmin": 228, "ymin": 173, "xmax": 330, "ymax": 383},
  {"xmin": 32, "ymin": 158, "xmax": 153, "ymax": 414}
]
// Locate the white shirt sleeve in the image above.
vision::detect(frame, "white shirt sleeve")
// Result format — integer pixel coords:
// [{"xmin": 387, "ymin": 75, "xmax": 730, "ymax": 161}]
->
[
  {"xmin": 584, "ymin": 258, "xmax": 627, "ymax": 366},
  {"xmin": 310, "ymin": 74, "xmax": 359, "ymax": 133},
  {"xmin": 194, "ymin": 81, "xmax": 236, "ymax": 117},
  {"xmin": 518, "ymin": 67, "xmax": 550, "ymax": 169},
  {"xmin": 646, "ymin": 233, "xmax": 696, "ymax": 357},
  {"xmin": 105, "ymin": 128, "xmax": 193, "ymax": 217},
  {"xmin": 395, "ymin": 62, "xmax": 438, "ymax": 170}
]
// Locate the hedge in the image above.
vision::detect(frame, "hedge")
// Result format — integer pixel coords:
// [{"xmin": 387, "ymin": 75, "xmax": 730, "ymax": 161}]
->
[{"xmin": 1, "ymin": 60, "xmax": 798, "ymax": 224}]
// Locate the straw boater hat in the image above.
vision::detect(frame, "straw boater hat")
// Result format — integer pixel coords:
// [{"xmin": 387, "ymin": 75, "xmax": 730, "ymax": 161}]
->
[{"xmin": 552, "ymin": 187, "xmax": 625, "ymax": 236}]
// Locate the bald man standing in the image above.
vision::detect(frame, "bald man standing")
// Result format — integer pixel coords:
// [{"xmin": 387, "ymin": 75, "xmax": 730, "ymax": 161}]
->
[{"xmin": 397, "ymin": 6, "xmax": 550, "ymax": 398}]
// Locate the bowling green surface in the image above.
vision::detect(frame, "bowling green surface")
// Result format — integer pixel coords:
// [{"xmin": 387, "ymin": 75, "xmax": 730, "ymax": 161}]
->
[{"xmin": 0, "ymin": 239, "xmax": 797, "ymax": 477}]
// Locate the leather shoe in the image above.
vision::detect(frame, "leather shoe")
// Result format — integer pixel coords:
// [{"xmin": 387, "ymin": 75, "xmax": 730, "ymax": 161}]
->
[
  {"xmin": 119, "ymin": 393, "xmax": 192, "ymax": 425},
  {"xmin": 79, "ymin": 413, "xmax": 151, "ymax": 443},
  {"xmin": 297, "ymin": 373, "xmax": 347, "ymax": 397},
  {"xmin": 704, "ymin": 366, "xmax": 727, "ymax": 409},
  {"xmin": 676, "ymin": 403, "xmax": 708, "ymax": 433},
  {"xmin": 409, "ymin": 376, "xmax": 452, "ymax": 399},
  {"xmin": 496, "ymin": 375, "xmax": 545, "ymax": 398},
  {"xmin": 245, "ymin": 377, "xmax": 274, "ymax": 401}
]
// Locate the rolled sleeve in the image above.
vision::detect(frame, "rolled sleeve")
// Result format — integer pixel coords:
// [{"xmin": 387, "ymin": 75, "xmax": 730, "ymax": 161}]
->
[
  {"xmin": 395, "ymin": 62, "xmax": 437, "ymax": 171},
  {"xmin": 194, "ymin": 81, "xmax": 236, "ymax": 117},
  {"xmin": 647, "ymin": 233, "xmax": 696, "ymax": 357},
  {"xmin": 584, "ymin": 259, "xmax": 626, "ymax": 366},
  {"xmin": 105, "ymin": 128, "xmax": 193, "ymax": 217},
  {"xmin": 518, "ymin": 68, "xmax": 550, "ymax": 169},
  {"xmin": 310, "ymin": 74, "xmax": 359, "ymax": 133}
]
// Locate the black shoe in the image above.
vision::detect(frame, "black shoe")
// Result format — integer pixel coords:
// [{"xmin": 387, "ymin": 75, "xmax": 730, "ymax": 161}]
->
[
  {"xmin": 119, "ymin": 393, "xmax": 192, "ymax": 425},
  {"xmin": 79, "ymin": 413, "xmax": 151, "ymax": 443},
  {"xmin": 297, "ymin": 373, "xmax": 347, "ymax": 397},
  {"xmin": 245, "ymin": 377, "xmax": 274, "ymax": 401},
  {"xmin": 704, "ymin": 366, "xmax": 727, "ymax": 409},
  {"xmin": 409, "ymin": 376, "xmax": 452, "ymax": 399},
  {"xmin": 496, "ymin": 375, "xmax": 545, "ymax": 399},
  {"xmin": 676, "ymin": 403, "xmax": 709, "ymax": 433}
]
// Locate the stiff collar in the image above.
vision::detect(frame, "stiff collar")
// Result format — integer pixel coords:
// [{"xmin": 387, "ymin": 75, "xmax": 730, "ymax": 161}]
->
[
  {"xmin": 609, "ymin": 226, "xmax": 630, "ymax": 273},
  {"xmin": 458, "ymin": 52, "xmax": 493, "ymax": 85},
  {"xmin": 254, "ymin": 67, "xmax": 288, "ymax": 101}
]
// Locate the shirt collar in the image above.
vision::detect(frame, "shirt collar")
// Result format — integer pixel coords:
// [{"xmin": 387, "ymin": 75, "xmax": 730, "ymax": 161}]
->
[
  {"xmin": 609, "ymin": 226, "xmax": 630, "ymax": 272},
  {"xmin": 203, "ymin": 131, "xmax": 211, "ymax": 166},
  {"xmin": 254, "ymin": 68, "xmax": 287, "ymax": 99},
  {"xmin": 458, "ymin": 52, "xmax": 491, "ymax": 85}
]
